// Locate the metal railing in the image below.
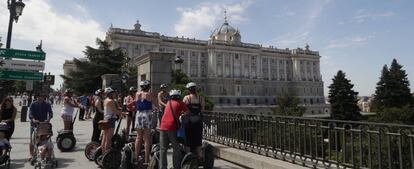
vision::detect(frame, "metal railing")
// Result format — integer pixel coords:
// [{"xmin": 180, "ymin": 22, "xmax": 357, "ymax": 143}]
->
[{"xmin": 202, "ymin": 111, "xmax": 414, "ymax": 169}]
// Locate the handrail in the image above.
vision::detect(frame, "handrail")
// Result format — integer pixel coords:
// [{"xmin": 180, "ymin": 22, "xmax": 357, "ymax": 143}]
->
[{"xmin": 202, "ymin": 111, "xmax": 414, "ymax": 169}]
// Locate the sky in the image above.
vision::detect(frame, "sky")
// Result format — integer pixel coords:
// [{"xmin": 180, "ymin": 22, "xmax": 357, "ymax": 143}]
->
[{"xmin": 0, "ymin": 0, "xmax": 413, "ymax": 96}]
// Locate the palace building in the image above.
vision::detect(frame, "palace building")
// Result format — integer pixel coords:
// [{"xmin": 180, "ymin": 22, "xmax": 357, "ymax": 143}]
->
[{"xmin": 105, "ymin": 17, "xmax": 329, "ymax": 116}]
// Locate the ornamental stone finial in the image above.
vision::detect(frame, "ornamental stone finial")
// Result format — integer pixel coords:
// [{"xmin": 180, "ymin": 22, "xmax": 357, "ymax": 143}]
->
[
  {"xmin": 305, "ymin": 43, "xmax": 310, "ymax": 50},
  {"xmin": 134, "ymin": 20, "xmax": 141, "ymax": 31}
]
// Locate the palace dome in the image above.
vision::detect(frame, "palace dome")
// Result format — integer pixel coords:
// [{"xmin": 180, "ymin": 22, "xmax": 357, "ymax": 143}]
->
[{"xmin": 209, "ymin": 12, "xmax": 241, "ymax": 44}]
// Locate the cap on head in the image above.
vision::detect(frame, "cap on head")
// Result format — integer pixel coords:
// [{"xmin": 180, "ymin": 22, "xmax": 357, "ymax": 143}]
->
[
  {"xmin": 104, "ymin": 87, "xmax": 115, "ymax": 94},
  {"xmin": 129, "ymin": 86, "xmax": 137, "ymax": 92},
  {"xmin": 160, "ymin": 84, "xmax": 168, "ymax": 89},
  {"xmin": 186, "ymin": 82, "xmax": 197, "ymax": 89},
  {"xmin": 169, "ymin": 89, "xmax": 181, "ymax": 98},
  {"xmin": 95, "ymin": 89, "xmax": 103, "ymax": 95}
]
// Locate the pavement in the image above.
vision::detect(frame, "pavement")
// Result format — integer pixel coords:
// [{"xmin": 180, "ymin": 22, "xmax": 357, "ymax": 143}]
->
[{"xmin": 8, "ymin": 96, "xmax": 245, "ymax": 169}]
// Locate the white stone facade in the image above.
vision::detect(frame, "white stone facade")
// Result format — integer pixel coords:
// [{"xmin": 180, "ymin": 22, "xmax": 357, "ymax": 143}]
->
[{"xmin": 105, "ymin": 20, "xmax": 327, "ymax": 115}]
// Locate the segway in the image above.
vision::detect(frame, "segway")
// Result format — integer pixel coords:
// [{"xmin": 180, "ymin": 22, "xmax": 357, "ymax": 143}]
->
[
  {"xmin": 56, "ymin": 111, "xmax": 78, "ymax": 152},
  {"xmin": 96, "ymin": 118, "xmax": 125, "ymax": 169},
  {"xmin": 121, "ymin": 129, "xmax": 160, "ymax": 169},
  {"xmin": 181, "ymin": 141, "xmax": 215, "ymax": 169}
]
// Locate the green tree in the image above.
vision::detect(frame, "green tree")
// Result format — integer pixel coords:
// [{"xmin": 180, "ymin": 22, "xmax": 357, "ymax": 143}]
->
[
  {"xmin": 328, "ymin": 70, "xmax": 361, "ymax": 120},
  {"xmin": 372, "ymin": 59, "xmax": 413, "ymax": 124},
  {"xmin": 373, "ymin": 59, "xmax": 412, "ymax": 110},
  {"xmin": 61, "ymin": 39, "xmax": 126, "ymax": 94},
  {"xmin": 13, "ymin": 81, "xmax": 26, "ymax": 93},
  {"xmin": 170, "ymin": 69, "xmax": 214, "ymax": 110},
  {"xmin": 271, "ymin": 92, "xmax": 306, "ymax": 116}
]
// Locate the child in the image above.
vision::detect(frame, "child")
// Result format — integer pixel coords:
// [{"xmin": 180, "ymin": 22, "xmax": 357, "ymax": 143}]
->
[
  {"xmin": 37, "ymin": 133, "xmax": 54, "ymax": 162},
  {"xmin": 0, "ymin": 123, "xmax": 11, "ymax": 162}
]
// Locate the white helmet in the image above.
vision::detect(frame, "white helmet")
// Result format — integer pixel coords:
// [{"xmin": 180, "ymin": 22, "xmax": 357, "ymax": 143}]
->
[
  {"xmin": 104, "ymin": 87, "xmax": 114, "ymax": 94},
  {"xmin": 186, "ymin": 82, "xmax": 197, "ymax": 89},
  {"xmin": 95, "ymin": 89, "xmax": 103, "ymax": 95},
  {"xmin": 139, "ymin": 80, "xmax": 150, "ymax": 87},
  {"xmin": 169, "ymin": 89, "xmax": 181, "ymax": 97}
]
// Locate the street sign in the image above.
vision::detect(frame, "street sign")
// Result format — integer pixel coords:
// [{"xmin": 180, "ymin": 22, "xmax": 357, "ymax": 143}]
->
[
  {"xmin": 26, "ymin": 80, "xmax": 33, "ymax": 91},
  {"xmin": 0, "ymin": 48, "xmax": 46, "ymax": 60},
  {"xmin": 0, "ymin": 70, "xmax": 43, "ymax": 81},
  {"xmin": 0, "ymin": 59, "xmax": 45, "ymax": 71}
]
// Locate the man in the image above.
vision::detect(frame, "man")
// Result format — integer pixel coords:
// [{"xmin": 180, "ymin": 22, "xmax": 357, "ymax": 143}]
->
[
  {"xmin": 159, "ymin": 89, "xmax": 188, "ymax": 169},
  {"xmin": 157, "ymin": 84, "xmax": 169, "ymax": 126},
  {"xmin": 28, "ymin": 93, "xmax": 53, "ymax": 160},
  {"xmin": 79, "ymin": 93, "xmax": 88, "ymax": 120}
]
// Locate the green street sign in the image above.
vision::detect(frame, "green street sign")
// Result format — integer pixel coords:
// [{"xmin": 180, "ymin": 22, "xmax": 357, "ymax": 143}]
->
[
  {"xmin": 0, "ymin": 48, "xmax": 46, "ymax": 60},
  {"xmin": 0, "ymin": 70, "xmax": 43, "ymax": 81}
]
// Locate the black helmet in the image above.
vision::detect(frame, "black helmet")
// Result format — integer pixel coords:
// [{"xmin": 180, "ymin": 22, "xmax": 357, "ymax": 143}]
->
[{"xmin": 160, "ymin": 84, "xmax": 168, "ymax": 89}]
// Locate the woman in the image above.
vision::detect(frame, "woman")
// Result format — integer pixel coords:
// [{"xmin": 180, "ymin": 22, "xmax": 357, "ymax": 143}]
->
[
  {"xmin": 101, "ymin": 87, "xmax": 124, "ymax": 153},
  {"xmin": 125, "ymin": 87, "xmax": 137, "ymax": 137},
  {"xmin": 134, "ymin": 80, "xmax": 157, "ymax": 164},
  {"xmin": 91, "ymin": 89, "xmax": 104, "ymax": 142},
  {"xmin": 61, "ymin": 89, "xmax": 78, "ymax": 130},
  {"xmin": 0, "ymin": 97, "xmax": 17, "ymax": 140},
  {"xmin": 183, "ymin": 82, "xmax": 205, "ymax": 158}
]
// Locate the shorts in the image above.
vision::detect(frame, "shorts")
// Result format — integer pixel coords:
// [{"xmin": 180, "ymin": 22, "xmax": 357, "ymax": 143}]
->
[
  {"xmin": 61, "ymin": 114, "xmax": 72, "ymax": 122},
  {"xmin": 106, "ymin": 117, "xmax": 117, "ymax": 129},
  {"xmin": 135, "ymin": 110, "xmax": 152, "ymax": 129}
]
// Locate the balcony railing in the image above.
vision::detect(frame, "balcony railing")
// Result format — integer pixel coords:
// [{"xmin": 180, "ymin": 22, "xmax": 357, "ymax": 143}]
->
[{"xmin": 202, "ymin": 111, "xmax": 414, "ymax": 169}]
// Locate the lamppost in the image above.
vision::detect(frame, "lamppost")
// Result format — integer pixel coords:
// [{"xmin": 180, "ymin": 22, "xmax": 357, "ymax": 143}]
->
[
  {"xmin": 174, "ymin": 56, "xmax": 184, "ymax": 70},
  {"xmin": 6, "ymin": 0, "xmax": 26, "ymax": 49}
]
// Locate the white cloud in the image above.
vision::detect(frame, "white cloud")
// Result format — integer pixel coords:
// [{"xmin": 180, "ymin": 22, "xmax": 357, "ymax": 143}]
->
[
  {"xmin": 0, "ymin": 0, "xmax": 105, "ymax": 88},
  {"xmin": 174, "ymin": 0, "xmax": 254, "ymax": 38},
  {"xmin": 354, "ymin": 9, "xmax": 395, "ymax": 23},
  {"xmin": 324, "ymin": 34, "xmax": 376, "ymax": 49}
]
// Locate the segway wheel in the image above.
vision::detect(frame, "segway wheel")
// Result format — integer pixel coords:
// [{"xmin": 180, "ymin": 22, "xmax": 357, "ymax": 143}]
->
[
  {"xmin": 203, "ymin": 142, "xmax": 215, "ymax": 169},
  {"xmin": 94, "ymin": 146, "xmax": 103, "ymax": 166},
  {"xmin": 57, "ymin": 135, "xmax": 76, "ymax": 152},
  {"xmin": 182, "ymin": 159, "xmax": 198, "ymax": 169},
  {"xmin": 85, "ymin": 141, "xmax": 100, "ymax": 161},
  {"xmin": 147, "ymin": 152, "xmax": 159, "ymax": 169},
  {"xmin": 121, "ymin": 145, "xmax": 133, "ymax": 169},
  {"xmin": 102, "ymin": 149, "xmax": 122, "ymax": 169}
]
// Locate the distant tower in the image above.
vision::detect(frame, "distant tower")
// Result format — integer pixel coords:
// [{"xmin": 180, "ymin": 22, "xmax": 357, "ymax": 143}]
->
[{"xmin": 134, "ymin": 20, "xmax": 141, "ymax": 31}]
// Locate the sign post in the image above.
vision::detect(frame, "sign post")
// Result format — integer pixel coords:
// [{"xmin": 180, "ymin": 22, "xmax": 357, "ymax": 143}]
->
[
  {"xmin": 0, "ymin": 59, "xmax": 45, "ymax": 71},
  {"xmin": 0, "ymin": 70, "xmax": 43, "ymax": 81},
  {"xmin": 0, "ymin": 48, "xmax": 46, "ymax": 60}
]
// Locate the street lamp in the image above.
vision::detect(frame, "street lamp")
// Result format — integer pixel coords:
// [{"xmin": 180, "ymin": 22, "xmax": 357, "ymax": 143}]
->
[
  {"xmin": 6, "ymin": 0, "xmax": 26, "ymax": 49},
  {"xmin": 174, "ymin": 56, "xmax": 184, "ymax": 70}
]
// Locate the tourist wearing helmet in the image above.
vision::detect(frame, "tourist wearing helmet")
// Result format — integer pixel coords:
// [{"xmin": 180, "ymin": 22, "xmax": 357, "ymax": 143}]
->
[
  {"xmin": 159, "ymin": 89, "xmax": 188, "ymax": 169},
  {"xmin": 101, "ymin": 87, "xmax": 125, "ymax": 154},
  {"xmin": 157, "ymin": 84, "xmax": 169, "ymax": 126},
  {"xmin": 125, "ymin": 86, "xmax": 137, "ymax": 137},
  {"xmin": 182, "ymin": 82, "xmax": 205, "ymax": 158},
  {"xmin": 61, "ymin": 89, "xmax": 79, "ymax": 131},
  {"xmin": 91, "ymin": 89, "xmax": 104, "ymax": 142},
  {"xmin": 134, "ymin": 80, "xmax": 157, "ymax": 164}
]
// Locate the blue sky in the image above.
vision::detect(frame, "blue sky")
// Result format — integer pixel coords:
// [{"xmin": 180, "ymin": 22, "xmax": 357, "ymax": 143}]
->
[{"xmin": 1, "ymin": 0, "xmax": 413, "ymax": 96}]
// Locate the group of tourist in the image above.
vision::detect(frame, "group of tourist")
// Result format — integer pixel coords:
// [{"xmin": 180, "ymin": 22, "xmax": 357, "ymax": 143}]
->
[{"xmin": 0, "ymin": 80, "xmax": 204, "ymax": 169}]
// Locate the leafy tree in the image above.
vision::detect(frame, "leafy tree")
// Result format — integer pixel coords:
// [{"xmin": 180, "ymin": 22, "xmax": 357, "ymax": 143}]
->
[
  {"xmin": 373, "ymin": 59, "xmax": 412, "ymax": 110},
  {"xmin": 328, "ymin": 70, "xmax": 361, "ymax": 120},
  {"xmin": 61, "ymin": 39, "xmax": 126, "ymax": 94},
  {"xmin": 170, "ymin": 69, "xmax": 214, "ymax": 110},
  {"xmin": 372, "ymin": 59, "xmax": 413, "ymax": 124},
  {"xmin": 13, "ymin": 81, "xmax": 26, "ymax": 93},
  {"xmin": 271, "ymin": 92, "xmax": 306, "ymax": 116}
]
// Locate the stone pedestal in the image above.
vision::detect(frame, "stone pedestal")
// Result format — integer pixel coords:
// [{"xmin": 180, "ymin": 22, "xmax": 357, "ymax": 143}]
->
[
  {"xmin": 132, "ymin": 52, "xmax": 175, "ymax": 92},
  {"xmin": 101, "ymin": 74, "xmax": 121, "ymax": 89}
]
